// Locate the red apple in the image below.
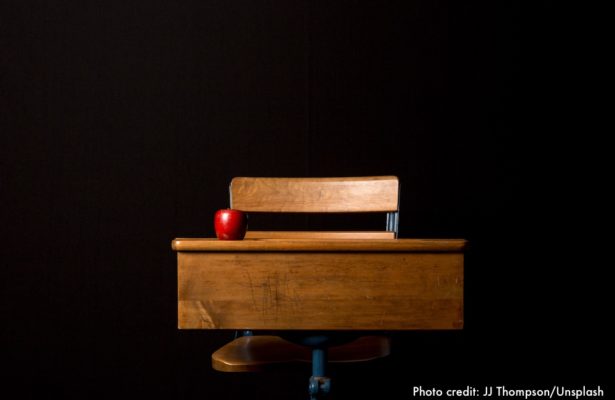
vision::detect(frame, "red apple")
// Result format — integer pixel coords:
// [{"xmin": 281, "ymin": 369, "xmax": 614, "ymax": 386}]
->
[{"xmin": 214, "ymin": 209, "xmax": 248, "ymax": 240}]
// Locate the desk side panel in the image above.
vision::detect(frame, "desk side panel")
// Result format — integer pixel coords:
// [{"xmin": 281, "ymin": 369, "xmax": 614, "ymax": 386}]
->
[{"xmin": 177, "ymin": 252, "xmax": 463, "ymax": 330}]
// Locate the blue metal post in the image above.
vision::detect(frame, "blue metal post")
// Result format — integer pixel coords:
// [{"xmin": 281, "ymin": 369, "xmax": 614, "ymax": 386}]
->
[
  {"xmin": 309, "ymin": 347, "xmax": 331, "ymax": 399},
  {"xmin": 312, "ymin": 348, "xmax": 326, "ymax": 377}
]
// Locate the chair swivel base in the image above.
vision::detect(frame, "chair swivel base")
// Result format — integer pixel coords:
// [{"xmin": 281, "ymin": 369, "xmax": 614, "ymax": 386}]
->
[{"xmin": 212, "ymin": 334, "xmax": 390, "ymax": 398}]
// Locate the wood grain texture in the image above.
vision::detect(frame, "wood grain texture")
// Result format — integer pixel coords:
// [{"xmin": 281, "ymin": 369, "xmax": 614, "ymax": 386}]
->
[
  {"xmin": 230, "ymin": 176, "xmax": 399, "ymax": 212},
  {"xmin": 177, "ymin": 250, "xmax": 463, "ymax": 330},
  {"xmin": 212, "ymin": 335, "xmax": 391, "ymax": 372},
  {"xmin": 245, "ymin": 231, "xmax": 396, "ymax": 239},
  {"xmin": 172, "ymin": 238, "xmax": 467, "ymax": 252}
]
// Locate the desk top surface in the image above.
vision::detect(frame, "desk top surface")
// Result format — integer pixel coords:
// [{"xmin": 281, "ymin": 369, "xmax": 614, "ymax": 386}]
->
[{"xmin": 172, "ymin": 237, "xmax": 467, "ymax": 252}]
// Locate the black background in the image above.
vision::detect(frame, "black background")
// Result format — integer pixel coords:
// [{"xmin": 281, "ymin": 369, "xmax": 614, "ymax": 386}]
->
[{"xmin": 1, "ymin": 1, "xmax": 608, "ymax": 399}]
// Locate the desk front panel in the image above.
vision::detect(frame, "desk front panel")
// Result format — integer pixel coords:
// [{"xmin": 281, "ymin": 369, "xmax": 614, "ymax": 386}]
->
[{"xmin": 177, "ymin": 251, "xmax": 463, "ymax": 330}]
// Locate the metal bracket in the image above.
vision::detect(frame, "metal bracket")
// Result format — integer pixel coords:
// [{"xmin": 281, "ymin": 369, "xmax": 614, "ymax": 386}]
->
[
  {"xmin": 309, "ymin": 376, "xmax": 331, "ymax": 399},
  {"xmin": 386, "ymin": 211, "xmax": 399, "ymax": 238}
]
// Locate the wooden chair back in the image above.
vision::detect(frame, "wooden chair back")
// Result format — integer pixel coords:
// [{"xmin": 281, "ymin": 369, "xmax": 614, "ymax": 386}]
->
[{"xmin": 229, "ymin": 176, "xmax": 400, "ymax": 239}]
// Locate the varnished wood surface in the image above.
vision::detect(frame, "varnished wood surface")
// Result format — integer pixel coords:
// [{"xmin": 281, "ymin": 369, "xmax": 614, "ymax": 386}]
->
[
  {"xmin": 172, "ymin": 238, "xmax": 467, "ymax": 252},
  {"xmin": 177, "ymin": 251, "xmax": 463, "ymax": 330},
  {"xmin": 245, "ymin": 231, "xmax": 396, "ymax": 240},
  {"xmin": 212, "ymin": 335, "xmax": 391, "ymax": 372},
  {"xmin": 230, "ymin": 176, "xmax": 399, "ymax": 212}
]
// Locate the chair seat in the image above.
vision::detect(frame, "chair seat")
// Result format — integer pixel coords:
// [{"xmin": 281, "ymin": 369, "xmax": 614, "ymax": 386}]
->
[{"xmin": 212, "ymin": 335, "xmax": 391, "ymax": 372}]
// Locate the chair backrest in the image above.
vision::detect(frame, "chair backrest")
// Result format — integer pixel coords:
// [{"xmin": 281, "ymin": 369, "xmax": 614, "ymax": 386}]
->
[{"xmin": 229, "ymin": 176, "xmax": 400, "ymax": 239}]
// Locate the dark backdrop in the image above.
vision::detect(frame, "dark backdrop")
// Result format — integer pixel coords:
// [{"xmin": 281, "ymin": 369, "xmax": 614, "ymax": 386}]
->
[{"xmin": 1, "ymin": 1, "xmax": 607, "ymax": 399}]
